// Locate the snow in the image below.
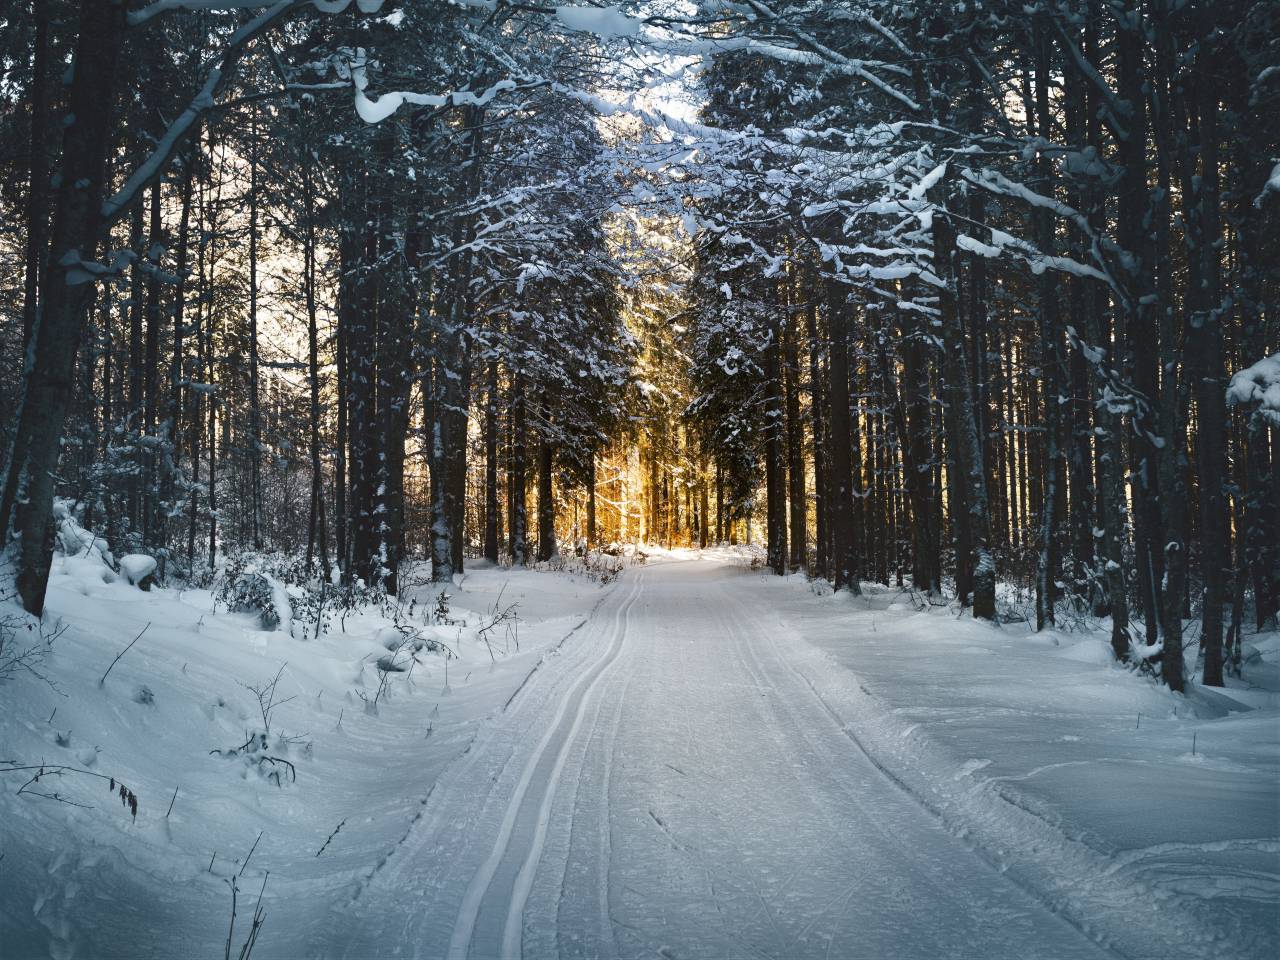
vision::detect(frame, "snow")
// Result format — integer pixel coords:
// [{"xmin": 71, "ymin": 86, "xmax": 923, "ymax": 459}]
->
[
  {"xmin": 555, "ymin": 5, "xmax": 642, "ymax": 39},
  {"xmin": 2, "ymin": 549, "xmax": 1274, "ymax": 958},
  {"xmin": 118, "ymin": 554, "xmax": 158, "ymax": 587},
  {"xmin": 0, "ymin": 542, "xmax": 615, "ymax": 958},
  {"xmin": 736, "ymin": 564, "xmax": 1279, "ymax": 960},
  {"xmin": 1256, "ymin": 161, "xmax": 1280, "ymax": 207},
  {"xmin": 1227, "ymin": 352, "xmax": 1280, "ymax": 425}
]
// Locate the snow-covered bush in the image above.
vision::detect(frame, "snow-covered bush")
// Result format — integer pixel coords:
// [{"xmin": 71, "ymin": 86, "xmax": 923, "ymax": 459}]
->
[
  {"xmin": 533, "ymin": 548, "xmax": 631, "ymax": 584},
  {"xmin": 52, "ymin": 499, "xmax": 114, "ymax": 567},
  {"xmin": 1227, "ymin": 353, "xmax": 1280, "ymax": 425},
  {"xmin": 119, "ymin": 554, "xmax": 157, "ymax": 590},
  {"xmin": 214, "ymin": 554, "xmax": 289, "ymax": 632},
  {"xmin": 214, "ymin": 551, "xmax": 391, "ymax": 637}
]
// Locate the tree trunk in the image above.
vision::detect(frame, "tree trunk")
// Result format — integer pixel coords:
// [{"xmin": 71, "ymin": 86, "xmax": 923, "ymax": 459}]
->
[
  {"xmin": 932, "ymin": 185, "xmax": 996, "ymax": 620},
  {"xmin": 1189, "ymin": 45, "xmax": 1226, "ymax": 686},
  {"xmin": 588, "ymin": 453, "xmax": 598, "ymax": 550},
  {"xmin": 537, "ymin": 414, "xmax": 556, "ymax": 563},
  {"xmin": 246, "ymin": 111, "xmax": 263, "ymax": 551},
  {"xmin": 764, "ymin": 313, "xmax": 788, "ymax": 575},
  {"xmin": 783, "ymin": 300, "xmax": 806, "ymax": 571},
  {"xmin": 302, "ymin": 163, "xmax": 329, "ymax": 580},
  {"xmin": 824, "ymin": 278, "xmax": 859, "ymax": 593},
  {"xmin": 511, "ymin": 377, "xmax": 528, "ymax": 566},
  {"xmin": 8, "ymin": 0, "xmax": 126, "ymax": 614},
  {"xmin": 1033, "ymin": 19, "xmax": 1065, "ymax": 631},
  {"xmin": 484, "ymin": 359, "xmax": 500, "ymax": 562}
]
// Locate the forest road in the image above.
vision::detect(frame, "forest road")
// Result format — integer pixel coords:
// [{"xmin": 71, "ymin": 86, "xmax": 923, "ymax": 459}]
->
[{"xmin": 331, "ymin": 556, "xmax": 1112, "ymax": 960}]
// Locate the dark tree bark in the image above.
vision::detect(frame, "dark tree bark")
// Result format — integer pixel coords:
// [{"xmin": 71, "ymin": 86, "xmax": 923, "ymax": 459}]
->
[
  {"xmin": 764, "ymin": 313, "xmax": 788, "ymax": 575},
  {"xmin": 1033, "ymin": 19, "xmax": 1066, "ymax": 631},
  {"xmin": 484, "ymin": 359, "xmax": 500, "ymax": 563},
  {"xmin": 246, "ymin": 111, "xmax": 263, "ymax": 551},
  {"xmin": 537, "ymin": 411, "xmax": 556, "ymax": 563},
  {"xmin": 510, "ymin": 376, "xmax": 528, "ymax": 566},
  {"xmin": 5, "ymin": 0, "xmax": 126, "ymax": 613},
  {"xmin": 824, "ymin": 278, "xmax": 859, "ymax": 593},
  {"xmin": 588, "ymin": 453, "xmax": 599, "ymax": 550},
  {"xmin": 302, "ymin": 163, "xmax": 329, "ymax": 580},
  {"xmin": 804, "ymin": 294, "xmax": 829, "ymax": 580},
  {"xmin": 932, "ymin": 188, "xmax": 996, "ymax": 620},
  {"xmin": 783, "ymin": 297, "xmax": 806, "ymax": 571},
  {"xmin": 20, "ymin": 0, "xmax": 52, "ymax": 352},
  {"xmin": 1187, "ymin": 42, "xmax": 1226, "ymax": 686},
  {"xmin": 348, "ymin": 182, "xmax": 381, "ymax": 585}
]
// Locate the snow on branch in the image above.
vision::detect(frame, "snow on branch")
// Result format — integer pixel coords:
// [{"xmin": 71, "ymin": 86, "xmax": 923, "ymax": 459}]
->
[
  {"xmin": 104, "ymin": 1, "xmax": 303, "ymax": 224},
  {"xmin": 1227, "ymin": 354, "xmax": 1280, "ymax": 426},
  {"xmin": 960, "ymin": 168, "xmax": 1095, "ymax": 239},
  {"xmin": 956, "ymin": 231, "xmax": 1111, "ymax": 286},
  {"xmin": 128, "ymin": 0, "xmax": 381, "ymax": 28},
  {"xmin": 345, "ymin": 49, "xmax": 518, "ymax": 123},
  {"xmin": 1255, "ymin": 161, "xmax": 1280, "ymax": 209}
]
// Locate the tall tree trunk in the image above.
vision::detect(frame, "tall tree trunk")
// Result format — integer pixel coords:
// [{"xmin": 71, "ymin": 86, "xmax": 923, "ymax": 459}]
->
[
  {"xmin": 1151, "ymin": 0, "xmax": 1186, "ymax": 692},
  {"xmin": 537, "ymin": 410, "xmax": 556, "ymax": 563},
  {"xmin": 7, "ymin": 0, "xmax": 126, "ymax": 614},
  {"xmin": 510, "ymin": 377, "xmax": 528, "ymax": 566},
  {"xmin": 588, "ymin": 453, "xmax": 598, "ymax": 550},
  {"xmin": 805, "ymin": 293, "xmax": 829, "ymax": 580},
  {"xmin": 1116, "ymin": 0, "xmax": 1165, "ymax": 649},
  {"xmin": 484, "ymin": 359, "xmax": 500, "ymax": 563},
  {"xmin": 1190, "ymin": 44, "xmax": 1226, "ymax": 686},
  {"xmin": 20, "ymin": 0, "xmax": 52, "ymax": 352},
  {"xmin": 1033, "ymin": 19, "xmax": 1065, "ymax": 631},
  {"xmin": 783, "ymin": 299, "xmax": 806, "ymax": 571},
  {"xmin": 764, "ymin": 313, "xmax": 788, "ymax": 576},
  {"xmin": 349, "ymin": 176, "xmax": 382, "ymax": 585},
  {"xmin": 825, "ymin": 278, "xmax": 859, "ymax": 593},
  {"xmin": 335, "ymin": 225, "xmax": 356, "ymax": 579},
  {"xmin": 246, "ymin": 111, "xmax": 263, "ymax": 550},
  {"xmin": 302, "ymin": 163, "xmax": 329, "ymax": 580},
  {"xmin": 932, "ymin": 185, "xmax": 996, "ymax": 620}
]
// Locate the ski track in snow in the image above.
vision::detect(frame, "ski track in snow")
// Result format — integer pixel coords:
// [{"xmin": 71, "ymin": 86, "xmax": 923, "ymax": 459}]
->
[
  {"xmin": 11, "ymin": 553, "xmax": 1273, "ymax": 960},
  {"xmin": 328, "ymin": 555, "xmax": 1261, "ymax": 960}
]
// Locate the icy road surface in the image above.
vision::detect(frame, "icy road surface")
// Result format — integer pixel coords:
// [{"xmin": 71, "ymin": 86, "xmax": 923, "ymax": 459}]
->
[{"xmin": 325, "ymin": 558, "xmax": 1110, "ymax": 960}]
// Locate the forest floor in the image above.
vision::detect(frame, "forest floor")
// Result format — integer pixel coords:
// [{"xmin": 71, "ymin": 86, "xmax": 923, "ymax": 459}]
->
[{"xmin": 0, "ymin": 549, "xmax": 1276, "ymax": 959}]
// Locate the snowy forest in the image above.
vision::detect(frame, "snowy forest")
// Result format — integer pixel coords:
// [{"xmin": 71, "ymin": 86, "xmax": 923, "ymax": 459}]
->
[{"xmin": 0, "ymin": 1, "xmax": 1277, "ymax": 958}]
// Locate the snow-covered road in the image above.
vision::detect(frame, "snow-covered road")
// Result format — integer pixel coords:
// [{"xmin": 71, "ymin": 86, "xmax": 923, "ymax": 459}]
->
[{"xmin": 326, "ymin": 557, "xmax": 1110, "ymax": 960}]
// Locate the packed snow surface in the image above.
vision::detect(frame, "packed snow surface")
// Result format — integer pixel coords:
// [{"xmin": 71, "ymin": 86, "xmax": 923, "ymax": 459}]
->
[{"xmin": 1, "ymin": 551, "xmax": 1275, "ymax": 958}]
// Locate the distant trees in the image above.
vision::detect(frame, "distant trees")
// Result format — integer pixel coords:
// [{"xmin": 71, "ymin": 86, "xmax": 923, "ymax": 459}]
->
[
  {"xmin": 0, "ymin": 0, "xmax": 1275, "ymax": 697},
  {"xmin": 678, "ymin": 0, "xmax": 1279, "ymax": 691},
  {"xmin": 0, "ymin": 0, "xmax": 632, "ymax": 610}
]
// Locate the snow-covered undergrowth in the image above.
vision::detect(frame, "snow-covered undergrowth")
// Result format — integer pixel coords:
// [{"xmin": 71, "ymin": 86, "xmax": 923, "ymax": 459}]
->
[
  {"xmin": 0, "ymin": 518, "xmax": 614, "ymax": 958},
  {"xmin": 714, "ymin": 554, "xmax": 1279, "ymax": 960}
]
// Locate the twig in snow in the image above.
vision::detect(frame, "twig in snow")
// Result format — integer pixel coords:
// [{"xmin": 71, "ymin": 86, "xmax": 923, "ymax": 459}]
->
[
  {"xmin": 99, "ymin": 622, "xmax": 151, "ymax": 688},
  {"xmin": 165, "ymin": 786, "xmax": 179, "ymax": 818},
  {"xmin": 315, "ymin": 819, "xmax": 346, "ymax": 857},
  {"xmin": 239, "ymin": 830, "xmax": 263, "ymax": 877}
]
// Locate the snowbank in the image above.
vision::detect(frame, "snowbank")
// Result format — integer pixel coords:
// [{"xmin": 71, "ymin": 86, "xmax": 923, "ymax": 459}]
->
[
  {"xmin": 0, "ymin": 550, "xmax": 615, "ymax": 958},
  {"xmin": 715, "ymin": 561, "xmax": 1279, "ymax": 960}
]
